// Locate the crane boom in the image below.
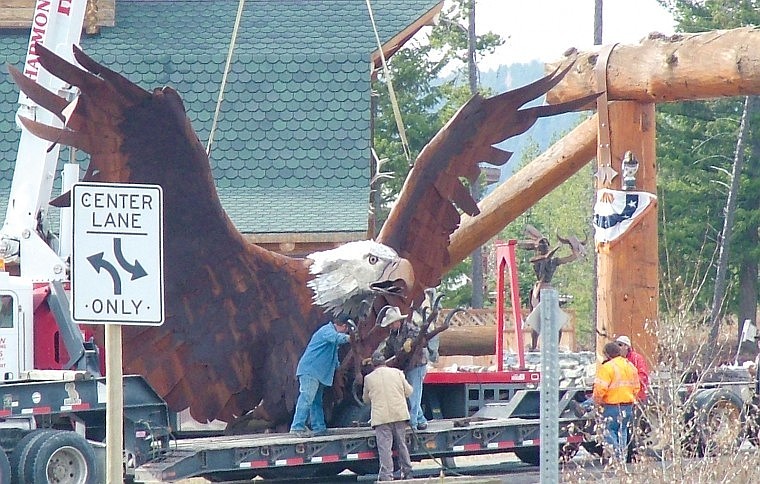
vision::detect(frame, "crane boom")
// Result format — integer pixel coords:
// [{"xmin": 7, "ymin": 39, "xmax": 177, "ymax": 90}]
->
[{"xmin": 1, "ymin": 0, "xmax": 87, "ymax": 281}]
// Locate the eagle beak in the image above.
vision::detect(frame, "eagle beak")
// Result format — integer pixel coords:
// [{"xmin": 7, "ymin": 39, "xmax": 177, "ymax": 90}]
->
[{"xmin": 392, "ymin": 257, "xmax": 415, "ymax": 289}]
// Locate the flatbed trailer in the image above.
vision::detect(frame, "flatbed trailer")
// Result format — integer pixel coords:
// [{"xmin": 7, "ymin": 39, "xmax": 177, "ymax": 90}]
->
[{"xmin": 134, "ymin": 387, "xmax": 588, "ymax": 483}]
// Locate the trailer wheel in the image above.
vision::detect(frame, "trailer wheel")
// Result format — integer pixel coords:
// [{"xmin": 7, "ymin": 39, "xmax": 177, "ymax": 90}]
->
[
  {"xmin": 581, "ymin": 440, "xmax": 603, "ymax": 457},
  {"xmin": 514, "ymin": 444, "xmax": 578, "ymax": 465},
  {"xmin": 256, "ymin": 466, "xmax": 322, "ymax": 480},
  {"xmin": 346, "ymin": 459, "xmax": 379, "ymax": 476},
  {"xmin": 689, "ymin": 388, "xmax": 745, "ymax": 457},
  {"xmin": 514, "ymin": 446, "xmax": 541, "ymax": 465},
  {"xmin": 28, "ymin": 431, "xmax": 99, "ymax": 484},
  {"xmin": 0, "ymin": 448, "xmax": 10, "ymax": 484},
  {"xmin": 11, "ymin": 429, "xmax": 61, "ymax": 484}
]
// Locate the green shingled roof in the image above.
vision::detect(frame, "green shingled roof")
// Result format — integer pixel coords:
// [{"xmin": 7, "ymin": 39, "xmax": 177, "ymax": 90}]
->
[{"xmin": 0, "ymin": 0, "xmax": 441, "ymax": 235}]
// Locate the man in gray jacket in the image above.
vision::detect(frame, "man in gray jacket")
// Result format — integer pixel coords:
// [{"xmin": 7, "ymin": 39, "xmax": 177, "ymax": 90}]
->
[{"xmin": 362, "ymin": 350, "xmax": 414, "ymax": 481}]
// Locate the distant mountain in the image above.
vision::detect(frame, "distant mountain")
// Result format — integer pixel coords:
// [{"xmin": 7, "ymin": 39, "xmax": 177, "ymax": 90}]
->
[{"xmin": 480, "ymin": 61, "xmax": 582, "ymax": 187}]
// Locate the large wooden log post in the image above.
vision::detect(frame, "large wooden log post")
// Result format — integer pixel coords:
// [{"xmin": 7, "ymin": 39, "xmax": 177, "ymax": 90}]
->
[{"xmin": 595, "ymin": 102, "xmax": 658, "ymax": 361}]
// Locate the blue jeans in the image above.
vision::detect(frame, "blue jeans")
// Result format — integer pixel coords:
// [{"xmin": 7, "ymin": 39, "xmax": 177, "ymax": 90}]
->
[
  {"xmin": 602, "ymin": 403, "xmax": 633, "ymax": 461},
  {"xmin": 290, "ymin": 375, "xmax": 326, "ymax": 432},
  {"xmin": 404, "ymin": 364, "xmax": 427, "ymax": 427}
]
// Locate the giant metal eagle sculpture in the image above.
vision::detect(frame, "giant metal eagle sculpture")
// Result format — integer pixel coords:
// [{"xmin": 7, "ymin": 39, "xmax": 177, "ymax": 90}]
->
[{"xmin": 10, "ymin": 44, "xmax": 595, "ymax": 429}]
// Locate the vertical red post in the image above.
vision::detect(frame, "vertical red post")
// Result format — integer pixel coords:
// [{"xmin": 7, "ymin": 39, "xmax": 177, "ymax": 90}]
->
[
  {"xmin": 495, "ymin": 240, "xmax": 524, "ymax": 370},
  {"xmin": 496, "ymin": 246, "xmax": 506, "ymax": 372}
]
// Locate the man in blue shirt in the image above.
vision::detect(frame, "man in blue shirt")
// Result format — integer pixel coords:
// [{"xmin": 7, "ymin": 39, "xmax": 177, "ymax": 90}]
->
[{"xmin": 289, "ymin": 316, "xmax": 351, "ymax": 436}]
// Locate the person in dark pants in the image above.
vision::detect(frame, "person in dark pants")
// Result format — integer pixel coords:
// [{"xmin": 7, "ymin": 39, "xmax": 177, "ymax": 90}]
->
[
  {"xmin": 289, "ymin": 316, "xmax": 351, "ymax": 436},
  {"xmin": 362, "ymin": 350, "xmax": 414, "ymax": 482},
  {"xmin": 381, "ymin": 307, "xmax": 429, "ymax": 430}
]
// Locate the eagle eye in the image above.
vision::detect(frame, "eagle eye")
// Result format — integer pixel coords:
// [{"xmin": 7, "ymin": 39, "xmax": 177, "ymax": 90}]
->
[{"xmin": 368, "ymin": 255, "xmax": 379, "ymax": 265}]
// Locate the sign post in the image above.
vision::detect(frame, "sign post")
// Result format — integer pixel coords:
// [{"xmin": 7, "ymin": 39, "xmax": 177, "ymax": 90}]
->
[{"xmin": 72, "ymin": 182, "xmax": 164, "ymax": 483}]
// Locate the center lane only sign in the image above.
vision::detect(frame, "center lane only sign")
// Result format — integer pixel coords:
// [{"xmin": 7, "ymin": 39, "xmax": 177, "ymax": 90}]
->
[{"xmin": 72, "ymin": 183, "xmax": 164, "ymax": 325}]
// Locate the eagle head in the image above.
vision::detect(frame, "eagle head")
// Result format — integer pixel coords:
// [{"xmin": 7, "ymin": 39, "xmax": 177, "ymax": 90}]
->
[{"xmin": 306, "ymin": 240, "xmax": 414, "ymax": 319}]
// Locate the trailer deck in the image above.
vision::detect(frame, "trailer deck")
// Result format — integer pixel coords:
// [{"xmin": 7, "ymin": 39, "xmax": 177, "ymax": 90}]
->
[{"xmin": 134, "ymin": 404, "xmax": 586, "ymax": 482}]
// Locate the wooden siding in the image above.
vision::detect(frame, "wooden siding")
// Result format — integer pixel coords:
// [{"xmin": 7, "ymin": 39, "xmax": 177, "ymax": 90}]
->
[{"xmin": 0, "ymin": 0, "xmax": 115, "ymax": 30}]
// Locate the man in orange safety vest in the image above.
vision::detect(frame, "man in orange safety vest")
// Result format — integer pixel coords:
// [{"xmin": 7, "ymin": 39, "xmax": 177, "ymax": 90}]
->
[{"xmin": 593, "ymin": 341, "xmax": 640, "ymax": 462}]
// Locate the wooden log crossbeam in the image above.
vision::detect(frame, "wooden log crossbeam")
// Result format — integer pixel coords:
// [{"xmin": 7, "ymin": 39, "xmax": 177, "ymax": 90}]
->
[
  {"xmin": 546, "ymin": 27, "xmax": 760, "ymax": 105},
  {"xmin": 448, "ymin": 115, "xmax": 598, "ymax": 266}
]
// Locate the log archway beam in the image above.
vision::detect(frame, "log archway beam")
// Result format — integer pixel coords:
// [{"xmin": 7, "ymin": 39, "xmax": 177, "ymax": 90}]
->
[{"xmin": 546, "ymin": 27, "xmax": 760, "ymax": 104}]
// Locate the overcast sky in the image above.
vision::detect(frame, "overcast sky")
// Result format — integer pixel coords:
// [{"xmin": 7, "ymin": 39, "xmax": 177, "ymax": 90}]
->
[{"xmin": 471, "ymin": 0, "xmax": 676, "ymax": 69}]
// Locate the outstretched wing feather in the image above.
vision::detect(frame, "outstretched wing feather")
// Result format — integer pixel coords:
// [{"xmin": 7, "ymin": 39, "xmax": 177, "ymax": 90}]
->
[
  {"xmin": 378, "ymin": 60, "xmax": 598, "ymax": 303},
  {"xmin": 8, "ymin": 66, "xmax": 71, "ymax": 125}
]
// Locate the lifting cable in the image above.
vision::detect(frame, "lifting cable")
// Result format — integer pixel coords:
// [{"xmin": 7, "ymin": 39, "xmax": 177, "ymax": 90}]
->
[
  {"xmin": 206, "ymin": 0, "xmax": 247, "ymax": 157},
  {"xmin": 365, "ymin": 0, "xmax": 412, "ymax": 162}
]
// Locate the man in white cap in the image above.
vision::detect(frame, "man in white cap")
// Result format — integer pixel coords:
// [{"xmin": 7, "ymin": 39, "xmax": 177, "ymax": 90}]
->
[
  {"xmin": 615, "ymin": 335, "xmax": 650, "ymax": 463},
  {"xmin": 615, "ymin": 335, "xmax": 649, "ymax": 402},
  {"xmin": 380, "ymin": 306, "xmax": 429, "ymax": 430}
]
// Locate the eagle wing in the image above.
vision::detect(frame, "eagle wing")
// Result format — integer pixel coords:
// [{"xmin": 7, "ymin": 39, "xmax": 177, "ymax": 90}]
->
[{"xmin": 378, "ymin": 63, "xmax": 598, "ymax": 304}]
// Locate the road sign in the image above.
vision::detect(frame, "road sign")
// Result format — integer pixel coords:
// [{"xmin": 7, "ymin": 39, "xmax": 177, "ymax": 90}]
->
[{"xmin": 72, "ymin": 183, "xmax": 164, "ymax": 325}]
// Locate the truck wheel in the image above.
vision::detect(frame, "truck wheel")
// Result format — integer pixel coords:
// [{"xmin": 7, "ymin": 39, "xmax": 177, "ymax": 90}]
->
[
  {"xmin": 0, "ymin": 449, "xmax": 10, "ymax": 484},
  {"xmin": 347, "ymin": 459, "xmax": 379, "ymax": 476},
  {"xmin": 690, "ymin": 387, "xmax": 745, "ymax": 457},
  {"xmin": 11, "ymin": 429, "xmax": 61, "ymax": 484},
  {"xmin": 514, "ymin": 444, "xmax": 577, "ymax": 465},
  {"xmin": 256, "ymin": 466, "xmax": 321, "ymax": 480},
  {"xmin": 28, "ymin": 431, "xmax": 99, "ymax": 484},
  {"xmin": 514, "ymin": 446, "xmax": 541, "ymax": 465},
  {"xmin": 635, "ymin": 403, "xmax": 671, "ymax": 460}
]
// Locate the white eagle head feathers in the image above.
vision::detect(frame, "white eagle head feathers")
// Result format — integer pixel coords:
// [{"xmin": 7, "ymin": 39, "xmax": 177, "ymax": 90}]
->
[{"xmin": 306, "ymin": 240, "xmax": 414, "ymax": 319}]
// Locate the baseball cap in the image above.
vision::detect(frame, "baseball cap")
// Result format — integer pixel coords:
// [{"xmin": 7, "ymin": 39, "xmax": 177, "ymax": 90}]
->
[
  {"xmin": 334, "ymin": 314, "xmax": 351, "ymax": 326},
  {"xmin": 615, "ymin": 335, "xmax": 632, "ymax": 347},
  {"xmin": 371, "ymin": 350, "xmax": 386, "ymax": 365}
]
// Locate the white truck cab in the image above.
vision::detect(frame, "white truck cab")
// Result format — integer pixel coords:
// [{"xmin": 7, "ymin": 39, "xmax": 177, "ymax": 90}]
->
[{"xmin": 0, "ymin": 272, "xmax": 34, "ymax": 380}]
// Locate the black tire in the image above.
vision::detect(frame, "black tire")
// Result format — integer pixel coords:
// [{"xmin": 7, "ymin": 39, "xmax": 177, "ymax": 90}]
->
[
  {"xmin": 514, "ymin": 444, "xmax": 578, "ymax": 465},
  {"xmin": 10, "ymin": 429, "xmax": 60, "ymax": 484},
  {"xmin": 689, "ymin": 387, "xmax": 745, "ymax": 457},
  {"xmin": 514, "ymin": 446, "xmax": 540, "ymax": 465},
  {"xmin": 347, "ymin": 459, "xmax": 379, "ymax": 476},
  {"xmin": 28, "ymin": 431, "xmax": 99, "ymax": 484},
  {"xmin": 0, "ymin": 449, "xmax": 11, "ymax": 484}
]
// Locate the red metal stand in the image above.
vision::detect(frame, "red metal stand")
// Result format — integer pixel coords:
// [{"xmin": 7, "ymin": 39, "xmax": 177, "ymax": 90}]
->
[
  {"xmin": 496, "ymin": 240, "xmax": 525, "ymax": 370},
  {"xmin": 423, "ymin": 240, "xmax": 538, "ymax": 395}
]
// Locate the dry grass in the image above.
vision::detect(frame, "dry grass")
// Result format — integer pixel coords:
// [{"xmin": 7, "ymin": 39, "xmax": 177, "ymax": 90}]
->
[{"xmin": 562, "ymin": 450, "xmax": 760, "ymax": 483}]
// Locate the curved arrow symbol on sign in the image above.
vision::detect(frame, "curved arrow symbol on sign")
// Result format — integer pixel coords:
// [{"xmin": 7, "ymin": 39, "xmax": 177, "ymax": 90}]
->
[
  {"xmin": 114, "ymin": 238, "xmax": 148, "ymax": 280},
  {"xmin": 87, "ymin": 252, "xmax": 122, "ymax": 295}
]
